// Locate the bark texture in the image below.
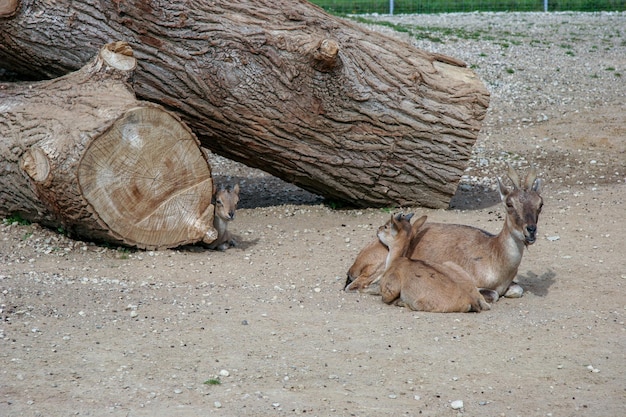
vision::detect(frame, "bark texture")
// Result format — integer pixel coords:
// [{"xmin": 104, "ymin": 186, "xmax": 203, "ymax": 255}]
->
[
  {"xmin": 0, "ymin": 42, "xmax": 217, "ymax": 249},
  {"xmin": 0, "ymin": 0, "xmax": 490, "ymax": 208}
]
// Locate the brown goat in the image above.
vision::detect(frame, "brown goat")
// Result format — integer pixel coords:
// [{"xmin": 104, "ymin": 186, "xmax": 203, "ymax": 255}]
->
[
  {"xmin": 207, "ymin": 183, "xmax": 240, "ymax": 251},
  {"xmin": 346, "ymin": 165, "xmax": 543, "ymax": 298},
  {"xmin": 377, "ymin": 213, "xmax": 492, "ymax": 313}
]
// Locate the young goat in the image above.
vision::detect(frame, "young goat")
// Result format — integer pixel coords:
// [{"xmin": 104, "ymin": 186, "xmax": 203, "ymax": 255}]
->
[
  {"xmin": 346, "ymin": 165, "xmax": 543, "ymax": 298},
  {"xmin": 207, "ymin": 183, "xmax": 240, "ymax": 251},
  {"xmin": 378, "ymin": 213, "xmax": 493, "ymax": 313},
  {"xmin": 345, "ymin": 212, "xmax": 426, "ymax": 295}
]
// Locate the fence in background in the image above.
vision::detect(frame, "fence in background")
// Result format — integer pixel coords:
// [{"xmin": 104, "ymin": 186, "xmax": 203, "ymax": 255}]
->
[{"xmin": 309, "ymin": 0, "xmax": 626, "ymax": 14}]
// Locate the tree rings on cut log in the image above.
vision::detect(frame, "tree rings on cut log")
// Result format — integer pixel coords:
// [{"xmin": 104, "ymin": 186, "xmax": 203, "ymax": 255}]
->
[{"xmin": 78, "ymin": 107, "xmax": 215, "ymax": 249}]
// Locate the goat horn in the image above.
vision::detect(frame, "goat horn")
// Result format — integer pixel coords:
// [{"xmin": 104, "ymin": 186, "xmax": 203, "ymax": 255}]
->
[
  {"xmin": 524, "ymin": 166, "xmax": 538, "ymax": 190},
  {"xmin": 507, "ymin": 164, "xmax": 521, "ymax": 189}
]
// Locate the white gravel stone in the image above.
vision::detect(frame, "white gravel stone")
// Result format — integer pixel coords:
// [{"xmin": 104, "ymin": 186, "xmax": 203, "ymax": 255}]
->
[{"xmin": 451, "ymin": 400, "xmax": 464, "ymax": 410}]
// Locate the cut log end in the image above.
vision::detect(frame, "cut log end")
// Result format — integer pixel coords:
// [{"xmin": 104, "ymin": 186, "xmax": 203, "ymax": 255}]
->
[
  {"xmin": 0, "ymin": 0, "xmax": 19, "ymax": 18},
  {"xmin": 78, "ymin": 106, "xmax": 215, "ymax": 249}
]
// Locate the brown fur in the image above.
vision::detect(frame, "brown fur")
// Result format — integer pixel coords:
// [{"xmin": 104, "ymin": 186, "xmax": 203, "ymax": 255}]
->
[
  {"xmin": 207, "ymin": 184, "xmax": 240, "ymax": 251},
  {"xmin": 378, "ymin": 213, "xmax": 491, "ymax": 313},
  {"xmin": 346, "ymin": 166, "xmax": 543, "ymax": 297},
  {"xmin": 345, "ymin": 213, "xmax": 426, "ymax": 294}
]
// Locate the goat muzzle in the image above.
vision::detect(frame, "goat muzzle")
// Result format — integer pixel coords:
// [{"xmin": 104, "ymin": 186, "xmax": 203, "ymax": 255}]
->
[{"xmin": 525, "ymin": 225, "xmax": 537, "ymax": 244}]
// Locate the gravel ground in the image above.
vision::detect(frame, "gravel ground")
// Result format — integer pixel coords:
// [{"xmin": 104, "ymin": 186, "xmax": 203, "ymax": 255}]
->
[{"xmin": 1, "ymin": 12, "xmax": 625, "ymax": 417}]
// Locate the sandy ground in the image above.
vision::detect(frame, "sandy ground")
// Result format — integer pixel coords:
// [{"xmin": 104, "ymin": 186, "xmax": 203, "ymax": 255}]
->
[{"xmin": 1, "ymin": 12, "xmax": 625, "ymax": 417}]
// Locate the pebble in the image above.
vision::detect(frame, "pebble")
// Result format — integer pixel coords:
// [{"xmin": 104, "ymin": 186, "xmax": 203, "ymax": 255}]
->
[
  {"xmin": 219, "ymin": 369, "xmax": 230, "ymax": 377},
  {"xmin": 451, "ymin": 400, "xmax": 464, "ymax": 410}
]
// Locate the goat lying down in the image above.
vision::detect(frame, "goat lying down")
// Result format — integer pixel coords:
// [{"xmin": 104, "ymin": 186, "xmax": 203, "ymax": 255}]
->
[
  {"xmin": 346, "ymin": 165, "xmax": 544, "ymax": 299},
  {"xmin": 377, "ymin": 213, "xmax": 495, "ymax": 313}
]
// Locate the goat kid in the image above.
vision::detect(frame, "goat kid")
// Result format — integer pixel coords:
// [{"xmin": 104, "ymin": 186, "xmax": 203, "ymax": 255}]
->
[
  {"xmin": 346, "ymin": 165, "xmax": 543, "ymax": 298},
  {"xmin": 378, "ymin": 213, "xmax": 493, "ymax": 313},
  {"xmin": 207, "ymin": 183, "xmax": 240, "ymax": 251},
  {"xmin": 345, "ymin": 212, "xmax": 426, "ymax": 295}
]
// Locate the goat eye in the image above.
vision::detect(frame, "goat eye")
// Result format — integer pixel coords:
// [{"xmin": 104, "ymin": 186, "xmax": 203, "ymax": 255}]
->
[{"xmin": 216, "ymin": 200, "xmax": 223, "ymax": 205}]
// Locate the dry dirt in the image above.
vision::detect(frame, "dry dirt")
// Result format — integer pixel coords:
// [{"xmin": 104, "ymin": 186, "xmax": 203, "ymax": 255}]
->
[{"xmin": 1, "ymin": 12, "xmax": 625, "ymax": 417}]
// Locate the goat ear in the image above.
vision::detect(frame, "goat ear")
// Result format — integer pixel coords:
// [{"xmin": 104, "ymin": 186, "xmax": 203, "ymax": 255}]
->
[
  {"xmin": 506, "ymin": 164, "xmax": 521, "ymax": 189},
  {"xmin": 411, "ymin": 215, "xmax": 427, "ymax": 231},
  {"xmin": 497, "ymin": 177, "xmax": 510, "ymax": 202},
  {"xmin": 233, "ymin": 183, "xmax": 240, "ymax": 194},
  {"xmin": 532, "ymin": 178, "xmax": 543, "ymax": 194}
]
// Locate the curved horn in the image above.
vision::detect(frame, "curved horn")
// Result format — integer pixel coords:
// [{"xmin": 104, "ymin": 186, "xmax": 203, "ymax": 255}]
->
[
  {"xmin": 524, "ymin": 166, "xmax": 538, "ymax": 190},
  {"xmin": 507, "ymin": 164, "xmax": 521, "ymax": 189}
]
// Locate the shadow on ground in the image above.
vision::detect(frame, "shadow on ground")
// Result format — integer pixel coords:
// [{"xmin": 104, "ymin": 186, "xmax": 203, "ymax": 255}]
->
[
  {"xmin": 449, "ymin": 185, "xmax": 501, "ymax": 210},
  {"xmin": 215, "ymin": 174, "xmax": 503, "ymax": 211},
  {"xmin": 212, "ymin": 175, "xmax": 323, "ymax": 209},
  {"xmin": 518, "ymin": 269, "xmax": 557, "ymax": 297}
]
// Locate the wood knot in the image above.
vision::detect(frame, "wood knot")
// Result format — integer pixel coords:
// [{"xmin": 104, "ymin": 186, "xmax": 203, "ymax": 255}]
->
[
  {"xmin": 110, "ymin": 41, "xmax": 134, "ymax": 57},
  {"xmin": 287, "ymin": 9, "xmax": 304, "ymax": 21},
  {"xmin": 20, "ymin": 147, "xmax": 51, "ymax": 185},
  {"xmin": 311, "ymin": 38, "xmax": 340, "ymax": 72},
  {"xmin": 100, "ymin": 41, "xmax": 136, "ymax": 71},
  {"xmin": 318, "ymin": 39, "xmax": 339, "ymax": 60},
  {"xmin": 0, "ymin": 0, "xmax": 19, "ymax": 18}
]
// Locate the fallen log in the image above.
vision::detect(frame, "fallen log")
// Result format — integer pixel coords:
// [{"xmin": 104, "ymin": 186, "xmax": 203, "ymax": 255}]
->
[
  {"xmin": 0, "ymin": 0, "xmax": 490, "ymax": 208},
  {"xmin": 0, "ymin": 41, "xmax": 217, "ymax": 249}
]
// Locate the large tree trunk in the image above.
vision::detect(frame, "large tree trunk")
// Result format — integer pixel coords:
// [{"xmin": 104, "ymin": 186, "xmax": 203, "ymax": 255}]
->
[
  {"xmin": 0, "ymin": 41, "xmax": 217, "ymax": 250},
  {"xmin": 0, "ymin": 0, "xmax": 489, "ymax": 208}
]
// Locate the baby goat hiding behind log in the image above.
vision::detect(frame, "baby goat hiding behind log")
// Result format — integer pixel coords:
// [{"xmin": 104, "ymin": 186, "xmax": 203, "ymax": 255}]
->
[
  {"xmin": 346, "ymin": 165, "xmax": 543, "ymax": 298},
  {"xmin": 206, "ymin": 184, "xmax": 240, "ymax": 251},
  {"xmin": 378, "ymin": 213, "xmax": 493, "ymax": 313}
]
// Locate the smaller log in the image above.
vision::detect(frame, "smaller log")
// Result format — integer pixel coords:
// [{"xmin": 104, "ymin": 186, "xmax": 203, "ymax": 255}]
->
[{"xmin": 0, "ymin": 41, "xmax": 217, "ymax": 249}]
